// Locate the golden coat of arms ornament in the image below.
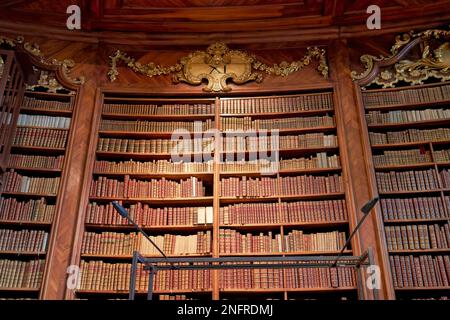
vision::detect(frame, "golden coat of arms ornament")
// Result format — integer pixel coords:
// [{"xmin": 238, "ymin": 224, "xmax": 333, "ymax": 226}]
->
[{"xmin": 108, "ymin": 42, "xmax": 328, "ymax": 92}]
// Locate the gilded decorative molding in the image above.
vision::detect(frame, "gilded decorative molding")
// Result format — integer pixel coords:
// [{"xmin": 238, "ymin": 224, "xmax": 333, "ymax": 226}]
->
[
  {"xmin": 352, "ymin": 27, "xmax": 450, "ymax": 88},
  {"xmin": 0, "ymin": 34, "xmax": 84, "ymax": 87},
  {"xmin": 108, "ymin": 42, "xmax": 328, "ymax": 92},
  {"xmin": 0, "ymin": 56, "xmax": 4, "ymax": 77}
]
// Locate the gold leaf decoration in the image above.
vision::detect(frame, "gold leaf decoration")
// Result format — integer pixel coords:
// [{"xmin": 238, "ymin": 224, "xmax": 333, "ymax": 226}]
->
[
  {"xmin": 109, "ymin": 42, "xmax": 328, "ymax": 92},
  {"xmin": 0, "ymin": 35, "xmax": 84, "ymax": 86},
  {"xmin": 352, "ymin": 27, "xmax": 450, "ymax": 88}
]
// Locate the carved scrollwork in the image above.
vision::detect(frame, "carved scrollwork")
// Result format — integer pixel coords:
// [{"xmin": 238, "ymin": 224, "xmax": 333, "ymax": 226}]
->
[
  {"xmin": 109, "ymin": 42, "xmax": 328, "ymax": 92},
  {"xmin": 352, "ymin": 27, "xmax": 450, "ymax": 88},
  {"xmin": 0, "ymin": 34, "xmax": 84, "ymax": 87}
]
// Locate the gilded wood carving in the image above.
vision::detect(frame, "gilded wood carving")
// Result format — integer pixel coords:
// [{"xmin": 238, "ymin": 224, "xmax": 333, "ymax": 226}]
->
[
  {"xmin": 108, "ymin": 42, "xmax": 328, "ymax": 92},
  {"xmin": 352, "ymin": 28, "xmax": 450, "ymax": 88},
  {"xmin": 0, "ymin": 35, "xmax": 84, "ymax": 89}
]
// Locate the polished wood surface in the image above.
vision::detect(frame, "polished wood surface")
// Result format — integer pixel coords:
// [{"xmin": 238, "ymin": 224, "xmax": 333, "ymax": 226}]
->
[{"xmin": 0, "ymin": 7, "xmax": 448, "ymax": 299}]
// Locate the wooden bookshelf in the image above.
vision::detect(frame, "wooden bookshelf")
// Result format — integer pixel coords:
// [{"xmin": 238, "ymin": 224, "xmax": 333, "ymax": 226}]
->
[
  {"xmin": 360, "ymin": 81, "xmax": 450, "ymax": 299},
  {"xmin": 0, "ymin": 89, "xmax": 76, "ymax": 299},
  {"xmin": 73, "ymin": 90, "xmax": 356, "ymax": 301}
]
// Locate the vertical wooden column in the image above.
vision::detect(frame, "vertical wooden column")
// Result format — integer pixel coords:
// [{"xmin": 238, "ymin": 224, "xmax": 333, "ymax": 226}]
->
[
  {"xmin": 40, "ymin": 79, "xmax": 98, "ymax": 299},
  {"xmin": 212, "ymin": 97, "xmax": 220, "ymax": 300},
  {"xmin": 328, "ymin": 40, "xmax": 395, "ymax": 300}
]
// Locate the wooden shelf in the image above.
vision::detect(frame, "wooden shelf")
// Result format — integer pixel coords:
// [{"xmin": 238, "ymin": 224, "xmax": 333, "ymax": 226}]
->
[
  {"xmin": 365, "ymin": 99, "xmax": 450, "ymax": 112},
  {"xmin": 220, "ymin": 108, "xmax": 334, "ymax": 119},
  {"xmin": 11, "ymin": 145, "xmax": 66, "ymax": 154},
  {"xmin": 0, "ymin": 287, "xmax": 40, "ymax": 293},
  {"xmin": 368, "ymin": 118, "xmax": 450, "ymax": 130},
  {"xmin": 76, "ymin": 289, "xmax": 212, "ymax": 295},
  {"xmin": 102, "ymin": 113, "xmax": 215, "ymax": 121},
  {"xmin": 0, "ymin": 220, "xmax": 52, "ymax": 228},
  {"xmin": 1, "ymin": 192, "xmax": 57, "ymax": 198},
  {"xmin": 219, "ymin": 250, "xmax": 351, "ymax": 257},
  {"xmin": 219, "ymin": 167, "xmax": 341, "ymax": 177},
  {"xmin": 92, "ymin": 171, "xmax": 213, "ymax": 180},
  {"xmin": 374, "ymin": 163, "xmax": 435, "ymax": 171},
  {"xmin": 219, "ymin": 196, "xmax": 279, "ymax": 204},
  {"xmin": 85, "ymin": 224, "xmax": 213, "ymax": 232},
  {"xmin": 284, "ymin": 287, "xmax": 357, "ymax": 293},
  {"xmin": 383, "ymin": 218, "xmax": 450, "ymax": 224},
  {"xmin": 219, "ymin": 147, "xmax": 339, "ymax": 158},
  {"xmin": 25, "ymin": 90, "xmax": 74, "ymax": 99},
  {"xmin": 19, "ymin": 107, "xmax": 73, "ymax": 117},
  {"xmin": 379, "ymin": 190, "xmax": 443, "ymax": 196},
  {"xmin": 96, "ymin": 151, "xmax": 213, "ymax": 161},
  {"xmin": 88, "ymin": 196, "xmax": 214, "ymax": 206},
  {"xmin": 372, "ymin": 140, "xmax": 450, "ymax": 150},
  {"xmin": 17, "ymin": 125, "xmax": 69, "ymax": 131},
  {"xmin": 389, "ymin": 248, "xmax": 450, "ymax": 254},
  {"xmin": 221, "ymin": 221, "xmax": 349, "ymax": 230},
  {"xmin": 0, "ymin": 251, "xmax": 46, "ymax": 257},
  {"xmin": 7, "ymin": 167, "xmax": 62, "ymax": 175},
  {"xmin": 99, "ymin": 130, "xmax": 212, "ymax": 139},
  {"xmin": 219, "ymin": 193, "xmax": 345, "ymax": 204},
  {"xmin": 279, "ymin": 193, "xmax": 346, "ymax": 201},
  {"xmin": 81, "ymin": 253, "xmax": 212, "ymax": 261},
  {"xmin": 395, "ymin": 286, "xmax": 450, "ymax": 291},
  {"xmin": 221, "ymin": 126, "xmax": 336, "ymax": 135},
  {"xmin": 221, "ymin": 287, "xmax": 356, "ymax": 293}
]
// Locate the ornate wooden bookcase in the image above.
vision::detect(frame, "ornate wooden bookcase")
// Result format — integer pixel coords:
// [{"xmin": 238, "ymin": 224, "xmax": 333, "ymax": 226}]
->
[
  {"xmin": 0, "ymin": 37, "xmax": 83, "ymax": 299},
  {"xmin": 352, "ymin": 28, "xmax": 450, "ymax": 300}
]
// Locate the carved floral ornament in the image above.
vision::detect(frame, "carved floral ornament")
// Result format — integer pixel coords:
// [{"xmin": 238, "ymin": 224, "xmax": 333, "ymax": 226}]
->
[
  {"xmin": 352, "ymin": 28, "xmax": 450, "ymax": 88},
  {"xmin": 108, "ymin": 42, "xmax": 328, "ymax": 92},
  {"xmin": 0, "ymin": 35, "xmax": 84, "ymax": 91}
]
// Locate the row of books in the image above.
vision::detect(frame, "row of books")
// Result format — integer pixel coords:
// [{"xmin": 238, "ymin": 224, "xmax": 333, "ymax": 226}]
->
[
  {"xmin": 362, "ymin": 84, "xmax": 450, "ymax": 107},
  {"xmin": 0, "ymin": 229, "xmax": 48, "ymax": 252},
  {"xmin": 220, "ymin": 115, "xmax": 335, "ymax": 131},
  {"xmin": 22, "ymin": 95, "xmax": 72, "ymax": 112},
  {"xmin": 99, "ymin": 119, "xmax": 214, "ymax": 133},
  {"xmin": 219, "ymin": 154, "xmax": 340, "ymax": 172},
  {"xmin": 0, "ymin": 259, "xmax": 45, "ymax": 289},
  {"xmin": 439, "ymin": 169, "xmax": 450, "ymax": 188},
  {"xmin": 218, "ymin": 174, "xmax": 343, "ymax": 197},
  {"xmin": 13, "ymin": 127, "xmax": 68, "ymax": 149},
  {"xmin": 219, "ymin": 229, "xmax": 281, "ymax": 254},
  {"xmin": 373, "ymin": 149, "xmax": 432, "ymax": 167},
  {"xmin": 8, "ymin": 154, "xmax": 64, "ymax": 170},
  {"xmin": 221, "ymin": 134, "xmax": 337, "ymax": 152},
  {"xmin": 390, "ymin": 255, "xmax": 450, "ymax": 288},
  {"xmin": 0, "ymin": 197, "xmax": 55, "ymax": 223},
  {"xmin": 279, "ymin": 174, "xmax": 343, "ymax": 195},
  {"xmin": 434, "ymin": 150, "xmax": 450, "ymax": 163},
  {"xmin": 284, "ymin": 267, "xmax": 356, "ymax": 289},
  {"xmin": 97, "ymin": 137, "xmax": 214, "ymax": 154},
  {"xmin": 86, "ymin": 202, "xmax": 214, "ymax": 226},
  {"xmin": 82, "ymin": 231, "xmax": 212, "ymax": 256},
  {"xmin": 369, "ymin": 128, "xmax": 450, "ymax": 145},
  {"xmin": 283, "ymin": 230, "xmax": 346, "ymax": 252},
  {"xmin": 79, "ymin": 260, "xmax": 212, "ymax": 292},
  {"xmin": 385, "ymin": 223, "xmax": 450, "ymax": 251},
  {"xmin": 89, "ymin": 176, "xmax": 206, "ymax": 199},
  {"xmin": 220, "ymin": 200, "xmax": 348, "ymax": 225},
  {"xmin": 3, "ymin": 171, "xmax": 60, "ymax": 195},
  {"xmin": 375, "ymin": 169, "xmax": 439, "ymax": 192},
  {"xmin": 380, "ymin": 197, "xmax": 449, "ymax": 220},
  {"xmin": 17, "ymin": 114, "xmax": 71, "ymax": 129},
  {"xmin": 220, "ymin": 266, "xmax": 356, "ymax": 289},
  {"xmin": 103, "ymin": 103, "xmax": 215, "ymax": 116},
  {"xmin": 92, "ymin": 152, "xmax": 341, "ymax": 174},
  {"xmin": 366, "ymin": 109, "xmax": 450, "ymax": 125},
  {"xmin": 220, "ymin": 93, "xmax": 334, "ymax": 114}
]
